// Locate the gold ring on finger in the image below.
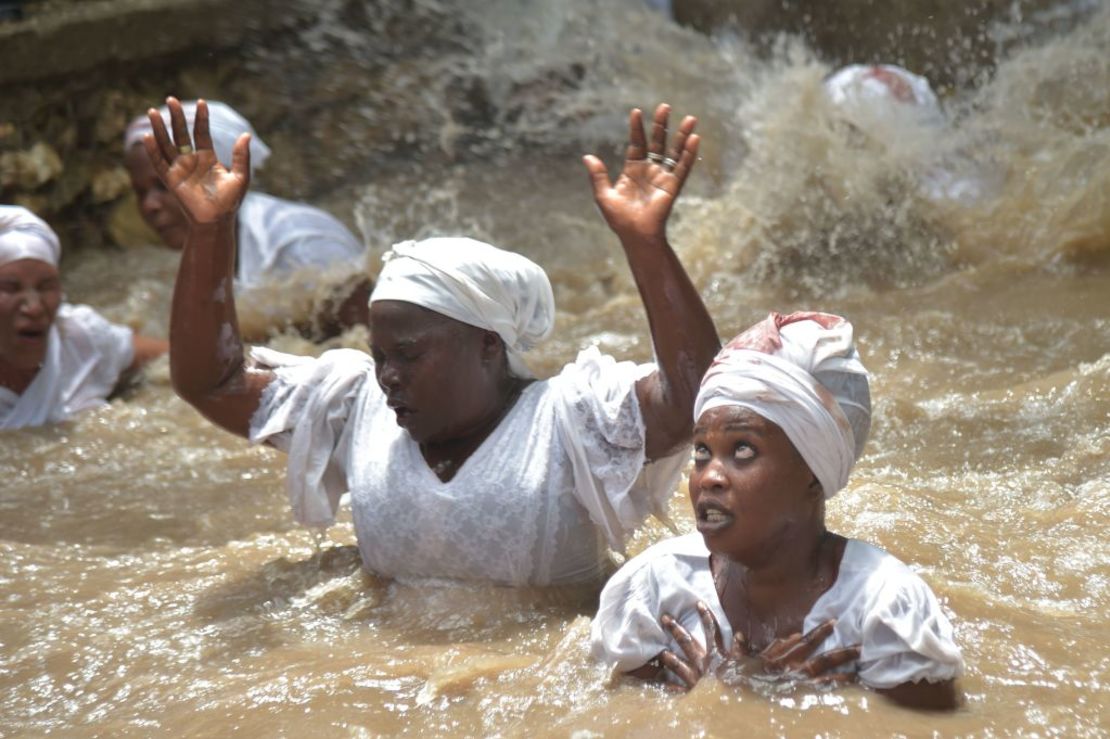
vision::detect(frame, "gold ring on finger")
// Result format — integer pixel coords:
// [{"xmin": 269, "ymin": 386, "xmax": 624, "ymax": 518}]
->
[{"xmin": 177, "ymin": 144, "xmax": 194, "ymax": 155}]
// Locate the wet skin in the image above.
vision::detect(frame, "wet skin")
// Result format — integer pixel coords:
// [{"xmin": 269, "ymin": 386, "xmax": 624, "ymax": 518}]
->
[
  {"xmin": 368, "ymin": 299, "xmax": 527, "ymax": 478},
  {"xmin": 0, "ymin": 259, "xmax": 62, "ymax": 392},
  {"xmin": 690, "ymin": 405, "xmax": 824, "ymax": 571},
  {"xmin": 660, "ymin": 404, "xmax": 961, "ymax": 709},
  {"xmin": 125, "ymin": 143, "xmax": 190, "ymax": 250}
]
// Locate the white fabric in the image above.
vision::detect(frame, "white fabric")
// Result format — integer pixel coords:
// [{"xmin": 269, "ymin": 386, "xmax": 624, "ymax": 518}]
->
[
  {"xmin": 591, "ymin": 533, "xmax": 964, "ymax": 689},
  {"xmin": 247, "ymin": 345, "xmax": 687, "ymax": 585},
  {"xmin": 370, "ymin": 238, "xmax": 556, "ymax": 379},
  {"xmin": 694, "ymin": 313, "xmax": 870, "ymax": 499},
  {"xmin": 235, "ymin": 192, "xmax": 365, "ymax": 291},
  {"xmin": 824, "ymin": 64, "xmax": 943, "ymax": 125},
  {"xmin": 124, "ymin": 100, "xmax": 272, "ymax": 175},
  {"xmin": 124, "ymin": 102, "xmax": 366, "ymax": 292},
  {"xmin": 0, "ymin": 304, "xmax": 134, "ymax": 430},
  {"xmin": 0, "ymin": 206, "xmax": 61, "ymax": 268}
]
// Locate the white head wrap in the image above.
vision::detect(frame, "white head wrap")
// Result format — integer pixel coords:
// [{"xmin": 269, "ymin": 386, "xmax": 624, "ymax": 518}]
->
[
  {"xmin": 124, "ymin": 100, "xmax": 271, "ymax": 174},
  {"xmin": 693, "ymin": 312, "xmax": 871, "ymax": 499},
  {"xmin": 824, "ymin": 64, "xmax": 943, "ymax": 126},
  {"xmin": 369, "ymin": 237, "xmax": 555, "ymax": 379},
  {"xmin": 0, "ymin": 205, "xmax": 61, "ymax": 268}
]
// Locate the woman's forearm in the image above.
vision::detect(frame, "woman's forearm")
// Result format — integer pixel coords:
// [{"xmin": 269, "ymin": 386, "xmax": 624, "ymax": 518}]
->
[
  {"xmin": 623, "ymin": 234, "xmax": 720, "ymax": 457},
  {"xmin": 169, "ymin": 217, "xmax": 265, "ymax": 436}
]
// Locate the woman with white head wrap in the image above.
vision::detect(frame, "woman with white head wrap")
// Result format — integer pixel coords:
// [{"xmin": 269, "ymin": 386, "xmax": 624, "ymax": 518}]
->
[
  {"xmin": 368, "ymin": 237, "xmax": 556, "ymax": 380},
  {"xmin": 142, "ymin": 97, "xmax": 719, "ymax": 585},
  {"xmin": 0, "ymin": 206, "xmax": 167, "ymax": 429},
  {"xmin": 593, "ymin": 313, "xmax": 964, "ymax": 710},
  {"xmin": 123, "ymin": 100, "xmax": 369, "ymax": 338}
]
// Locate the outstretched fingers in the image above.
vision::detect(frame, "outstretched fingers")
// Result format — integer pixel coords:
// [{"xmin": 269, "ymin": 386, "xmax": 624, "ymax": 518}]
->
[
  {"xmin": 193, "ymin": 99, "xmax": 214, "ymax": 152},
  {"xmin": 665, "ymin": 115, "xmax": 697, "ymax": 164},
  {"xmin": 661, "ymin": 613, "xmax": 707, "ymax": 667},
  {"xmin": 648, "ymin": 103, "xmax": 670, "ymax": 157},
  {"xmin": 141, "ymin": 132, "xmax": 170, "ymax": 180},
  {"xmin": 582, "ymin": 155, "xmax": 613, "ymax": 200},
  {"xmin": 669, "ymin": 133, "xmax": 700, "ymax": 190},
  {"xmin": 760, "ymin": 632, "xmax": 803, "ymax": 663},
  {"xmin": 659, "ymin": 649, "xmax": 699, "ymax": 690},
  {"xmin": 625, "ymin": 108, "xmax": 648, "ymax": 163},
  {"xmin": 147, "ymin": 106, "xmax": 178, "ymax": 164},
  {"xmin": 230, "ymin": 132, "xmax": 252, "ymax": 184},
  {"xmin": 696, "ymin": 601, "xmax": 725, "ymax": 659},
  {"xmin": 166, "ymin": 97, "xmax": 193, "ymax": 153},
  {"xmin": 768, "ymin": 619, "xmax": 838, "ymax": 670},
  {"xmin": 798, "ymin": 645, "xmax": 861, "ymax": 679}
]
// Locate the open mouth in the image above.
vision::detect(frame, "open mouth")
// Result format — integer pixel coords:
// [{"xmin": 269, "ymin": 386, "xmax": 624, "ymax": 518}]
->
[
  {"xmin": 16, "ymin": 328, "xmax": 48, "ymax": 342},
  {"xmin": 387, "ymin": 401, "xmax": 414, "ymax": 426},
  {"xmin": 695, "ymin": 500, "xmax": 735, "ymax": 534}
]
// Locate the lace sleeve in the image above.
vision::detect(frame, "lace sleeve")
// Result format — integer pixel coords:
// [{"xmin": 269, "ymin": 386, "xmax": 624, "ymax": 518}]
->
[
  {"xmin": 856, "ymin": 572, "xmax": 965, "ymax": 689},
  {"xmin": 248, "ymin": 346, "xmax": 375, "ymax": 527},
  {"xmin": 550, "ymin": 347, "xmax": 688, "ymax": 553}
]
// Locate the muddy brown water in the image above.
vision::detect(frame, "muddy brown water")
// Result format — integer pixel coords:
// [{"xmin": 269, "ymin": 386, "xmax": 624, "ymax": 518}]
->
[{"xmin": 2, "ymin": 1, "xmax": 1108, "ymax": 736}]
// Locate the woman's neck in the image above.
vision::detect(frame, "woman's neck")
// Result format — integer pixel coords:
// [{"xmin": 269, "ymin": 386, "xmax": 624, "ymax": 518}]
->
[
  {"xmin": 420, "ymin": 375, "xmax": 529, "ymax": 482},
  {"xmin": 714, "ymin": 528, "xmax": 846, "ymax": 647},
  {"xmin": 0, "ymin": 356, "xmax": 40, "ymax": 395}
]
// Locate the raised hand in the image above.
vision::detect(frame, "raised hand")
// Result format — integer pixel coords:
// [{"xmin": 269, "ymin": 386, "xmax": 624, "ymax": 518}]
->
[
  {"xmin": 583, "ymin": 103, "xmax": 700, "ymax": 244},
  {"xmin": 658, "ymin": 602, "xmax": 860, "ymax": 691},
  {"xmin": 142, "ymin": 97, "xmax": 251, "ymax": 226}
]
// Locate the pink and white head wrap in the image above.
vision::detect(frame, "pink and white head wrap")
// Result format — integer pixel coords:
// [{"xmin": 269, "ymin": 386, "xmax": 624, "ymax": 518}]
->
[
  {"xmin": 0, "ymin": 205, "xmax": 61, "ymax": 268},
  {"xmin": 693, "ymin": 312, "xmax": 871, "ymax": 499},
  {"xmin": 124, "ymin": 100, "xmax": 272, "ymax": 175},
  {"xmin": 824, "ymin": 64, "xmax": 944, "ymax": 127}
]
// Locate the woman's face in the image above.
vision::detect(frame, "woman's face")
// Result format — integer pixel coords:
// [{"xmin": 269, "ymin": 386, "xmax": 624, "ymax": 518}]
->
[
  {"xmin": 368, "ymin": 300, "xmax": 504, "ymax": 445},
  {"xmin": 689, "ymin": 405, "xmax": 821, "ymax": 567},
  {"xmin": 124, "ymin": 144, "xmax": 189, "ymax": 250},
  {"xmin": 0, "ymin": 259, "xmax": 62, "ymax": 370}
]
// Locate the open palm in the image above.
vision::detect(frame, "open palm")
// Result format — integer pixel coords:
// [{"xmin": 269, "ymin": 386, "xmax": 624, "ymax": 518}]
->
[
  {"xmin": 584, "ymin": 104, "xmax": 700, "ymax": 243},
  {"xmin": 142, "ymin": 97, "xmax": 251, "ymax": 225}
]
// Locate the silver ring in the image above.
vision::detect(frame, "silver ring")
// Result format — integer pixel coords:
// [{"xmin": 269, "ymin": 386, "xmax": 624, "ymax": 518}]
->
[
  {"xmin": 647, "ymin": 152, "xmax": 665, "ymax": 164},
  {"xmin": 662, "ymin": 156, "xmax": 678, "ymax": 170}
]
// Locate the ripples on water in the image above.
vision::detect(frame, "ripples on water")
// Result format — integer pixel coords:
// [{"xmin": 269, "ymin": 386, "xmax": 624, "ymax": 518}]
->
[{"xmin": 1, "ymin": 0, "xmax": 1108, "ymax": 735}]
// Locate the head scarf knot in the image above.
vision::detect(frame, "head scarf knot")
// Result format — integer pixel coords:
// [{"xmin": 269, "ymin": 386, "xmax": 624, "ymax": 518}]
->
[
  {"xmin": 693, "ymin": 312, "xmax": 871, "ymax": 499},
  {"xmin": 0, "ymin": 206, "xmax": 61, "ymax": 268},
  {"xmin": 124, "ymin": 100, "xmax": 271, "ymax": 175},
  {"xmin": 369, "ymin": 237, "xmax": 556, "ymax": 379}
]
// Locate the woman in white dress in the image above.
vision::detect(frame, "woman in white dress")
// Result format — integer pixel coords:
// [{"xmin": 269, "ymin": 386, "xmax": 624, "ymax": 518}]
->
[
  {"xmin": 138, "ymin": 96, "xmax": 720, "ymax": 585},
  {"xmin": 124, "ymin": 100, "xmax": 371, "ymax": 338},
  {"xmin": 0, "ymin": 206, "xmax": 167, "ymax": 429},
  {"xmin": 591, "ymin": 312, "xmax": 964, "ymax": 709}
]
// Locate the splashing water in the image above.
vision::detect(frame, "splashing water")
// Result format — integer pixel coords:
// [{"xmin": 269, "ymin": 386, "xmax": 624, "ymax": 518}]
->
[{"xmin": 2, "ymin": 0, "xmax": 1108, "ymax": 735}]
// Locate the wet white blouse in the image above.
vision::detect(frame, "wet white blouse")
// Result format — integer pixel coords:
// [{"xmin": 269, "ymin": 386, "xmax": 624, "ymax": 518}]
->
[
  {"xmin": 0, "ymin": 304, "xmax": 134, "ymax": 430},
  {"xmin": 248, "ymin": 346, "xmax": 688, "ymax": 585},
  {"xmin": 236, "ymin": 192, "xmax": 366, "ymax": 292},
  {"xmin": 591, "ymin": 532, "xmax": 964, "ymax": 689}
]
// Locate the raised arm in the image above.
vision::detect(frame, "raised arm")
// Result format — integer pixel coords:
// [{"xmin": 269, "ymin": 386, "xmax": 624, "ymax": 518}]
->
[
  {"xmin": 584, "ymin": 104, "xmax": 720, "ymax": 460},
  {"xmin": 144, "ymin": 97, "xmax": 273, "ymax": 437}
]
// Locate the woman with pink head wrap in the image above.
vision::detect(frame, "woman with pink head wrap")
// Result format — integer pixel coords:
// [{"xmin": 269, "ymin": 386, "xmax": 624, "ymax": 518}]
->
[
  {"xmin": 0, "ymin": 206, "xmax": 167, "ymax": 429},
  {"xmin": 593, "ymin": 313, "xmax": 964, "ymax": 710}
]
